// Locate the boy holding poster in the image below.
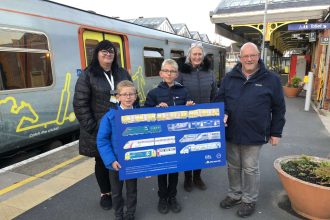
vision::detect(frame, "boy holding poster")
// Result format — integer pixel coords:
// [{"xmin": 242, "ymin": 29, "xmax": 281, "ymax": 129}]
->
[
  {"xmin": 145, "ymin": 59, "xmax": 194, "ymax": 214},
  {"xmin": 97, "ymin": 80, "xmax": 138, "ymax": 220}
]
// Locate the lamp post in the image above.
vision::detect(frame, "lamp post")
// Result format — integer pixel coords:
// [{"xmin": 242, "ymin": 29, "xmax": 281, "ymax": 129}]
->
[{"xmin": 261, "ymin": 0, "xmax": 268, "ymax": 62}]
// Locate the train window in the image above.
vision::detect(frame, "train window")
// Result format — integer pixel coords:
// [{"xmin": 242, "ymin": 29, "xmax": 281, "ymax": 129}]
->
[
  {"xmin": 112, "ymin": 42, "xmax": 123, "ymax": 68},
  {"xmin": 85, "ymin": 39, "xmax": 99, "ymax": 65},
  {"xmin": 171, "ymin": 50, "xmax": 184, "ymax": 62},
  {"xmin": 144, "ymin": 47, "xmax": 164, "ymax": 77},
  {"xmin": 0, "ymin": 29, "xmax": 48, "ymax": 50},
  {"xmin": 0, "ymin": 29, "xmax": 52, "ymax": 90},
  {"xmin": 205, "ymin": 54, "xmax": 214, "ymax": 71}
]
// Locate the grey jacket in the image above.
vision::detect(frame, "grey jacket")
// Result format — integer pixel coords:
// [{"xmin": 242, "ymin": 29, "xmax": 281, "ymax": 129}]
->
[{"xmin": 177, "ymin": 57, "xmax": 217, "ymax": 104}]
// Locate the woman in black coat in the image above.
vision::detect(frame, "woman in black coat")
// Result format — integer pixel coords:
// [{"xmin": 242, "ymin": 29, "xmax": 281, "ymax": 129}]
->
[
  {"xmin": 178, "ymin": 42, "xmax": 218, "ymax": 192},
  {"xmin": 73, "ymin": 40, "xmax": 133, "ymax": 210}
]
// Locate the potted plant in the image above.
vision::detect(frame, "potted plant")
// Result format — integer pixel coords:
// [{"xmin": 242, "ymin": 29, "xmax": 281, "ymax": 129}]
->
[
  {"xmin": 274, "ymin": 155, "xmax": 330, "ymax": 220},
  {"xmin": 283, "ymin": 76, "xmax": 303, "ymax": 97}
]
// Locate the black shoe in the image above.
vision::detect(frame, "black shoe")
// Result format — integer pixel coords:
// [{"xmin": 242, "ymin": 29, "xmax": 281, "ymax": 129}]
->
[
  {"xmin": 220, "ymin": 196, "xmax": 241, "ymax": 209},
  {"xmin": 115, "ymin": 215, "xmax": 124, "ymax": 220},
  {"xmin": 237, "ymin": 202, "xmax": 256, "ymax": 218},
  {"xmin": 168, "ymin": 197, "xmax": 182, "ymax": 213},
  {"xmin": 100, "ymin": 194, "xmax": 112, "ymax": 210},
  {"xmin": 193, "ymin": 177, "xmax": 207, "ymax": 190},
  {"xmin": 124, "ymin": 214, "xmax": 135, "ymax": 220},
  {"xmin": 158, "ymin": 198, "xmax": 169, "ymax": 214},
  {"xmin": 184, "ymin": 178, "xmax": 193, "ymax": 192}
]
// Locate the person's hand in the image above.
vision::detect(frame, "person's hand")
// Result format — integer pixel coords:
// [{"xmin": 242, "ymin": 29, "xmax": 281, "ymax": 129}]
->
[
  {"xmin": 157, "ymin": 102, "xmax": 168, "ymax": 108},
  {"xmin": 186, "ymin": 100, "xmax": 195, "ymax": 106},
  {"xmin": 224, "ymin": 114, "xmax": 228, "ymax": 127},
  {"xmin": 112, "ymin": 161, "xmax": 121, "ymax": 171},
  {"xmin": 269, "ymin": 136, "xmax": 280, "ymax": 146}
]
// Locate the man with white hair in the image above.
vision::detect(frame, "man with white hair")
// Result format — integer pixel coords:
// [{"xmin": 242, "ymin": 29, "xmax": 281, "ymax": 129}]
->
[{"xmin": 214, "ymin": 42, "xmax": 286, "ymax": 218}]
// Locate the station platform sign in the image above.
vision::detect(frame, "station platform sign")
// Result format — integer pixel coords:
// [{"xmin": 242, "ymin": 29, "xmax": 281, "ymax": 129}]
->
[{"xmin": 288, "ymin": 23, "xmax": 330, "ymax": 31}]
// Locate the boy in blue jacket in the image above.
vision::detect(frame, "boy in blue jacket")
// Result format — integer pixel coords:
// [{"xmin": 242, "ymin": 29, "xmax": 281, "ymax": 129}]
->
[
  {"xmin": 144, "ymin": 59, "xmax": 194, "ymax": 214},
  {"xmin": 97, "ymin": 80, "xmax": 138, "ymax": 220}
]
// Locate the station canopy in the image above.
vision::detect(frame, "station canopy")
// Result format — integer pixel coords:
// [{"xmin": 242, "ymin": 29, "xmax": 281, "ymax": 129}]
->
[{"xmin": 210, "ymin": 0, "xmax": 330, "ymax": 54}]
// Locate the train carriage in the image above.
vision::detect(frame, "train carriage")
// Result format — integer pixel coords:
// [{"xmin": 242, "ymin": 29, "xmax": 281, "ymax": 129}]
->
[{"xmin": 0, "ymin": 0, "xmax": 226, "ymax": 155}]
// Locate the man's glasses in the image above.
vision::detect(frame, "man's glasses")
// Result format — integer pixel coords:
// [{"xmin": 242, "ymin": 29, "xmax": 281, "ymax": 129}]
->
[
  {"xmin": 101, "ymin": 49, "xmax": 115, "ymax": 55},
  {"xmin": 161, "ymin": 69, "xmax": 178, "ymax": 74},
  {"xmin": 239, "ymin": 54, "xmax": 259, "ymax": 60},
  {"xmin": 118, "ymin": 93, "xmax": 136, "ymax": 97}
]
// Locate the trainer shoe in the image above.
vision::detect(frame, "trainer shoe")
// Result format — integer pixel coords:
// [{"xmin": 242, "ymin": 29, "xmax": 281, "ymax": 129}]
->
[
  {"xmin": 220, "ymin": 196, "xmax": 241, "ymax": 209},
  {"xmin": 100, "ymin": 194, "xmax": 112, "ymax": 210},
  {"xmin": 237, "ymin": 202, "xmax": 256, "ymax": 218},
  {"xmin": 168, "ymin": 197, "xmax": 182, "ymax": 213},
  {"xmin": 158, "ymin": 198, "xmax": 169, "ymax": 214}
]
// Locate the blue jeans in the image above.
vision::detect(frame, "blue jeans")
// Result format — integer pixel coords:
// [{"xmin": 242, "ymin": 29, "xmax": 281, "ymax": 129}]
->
[{"xmin": 226, "ymin": 142, "xmax": 262, "ymax": 203}]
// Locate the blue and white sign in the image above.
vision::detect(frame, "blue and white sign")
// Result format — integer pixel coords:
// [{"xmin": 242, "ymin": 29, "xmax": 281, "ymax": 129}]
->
[
  {"xmin": 288, "ymin": 23, "xmax": 330, "ymax": 31},
  {"xmin": 115, "ymin": 103, "xmax": 226, "ymax": 180}
]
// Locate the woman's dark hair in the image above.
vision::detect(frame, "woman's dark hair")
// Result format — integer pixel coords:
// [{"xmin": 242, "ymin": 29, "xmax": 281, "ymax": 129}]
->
[{"xmin": 88, "ymin": 40, "xmax": 119, "ymax": 74}]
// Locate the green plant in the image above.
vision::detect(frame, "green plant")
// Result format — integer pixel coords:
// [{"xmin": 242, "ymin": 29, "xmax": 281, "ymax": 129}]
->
[
  {"xmin": 281, "ymin": 155, "xmax": 330, "ymax": 187},
  {"xmin": 287, "ymin": 76, "xmax": 303, "ymax": 88},
  {"xmin": 313, "ymin": 161, "xmax": 330, "ymax": 185}
]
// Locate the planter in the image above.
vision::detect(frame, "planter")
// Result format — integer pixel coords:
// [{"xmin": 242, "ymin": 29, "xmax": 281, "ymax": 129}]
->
[
  {"xmin": 274, "ymin": 155, "xmax": 330, "ymax": 220},
  {"xmin": 283, "ymin": 86, "xmax": 302, "ymax": 98}
]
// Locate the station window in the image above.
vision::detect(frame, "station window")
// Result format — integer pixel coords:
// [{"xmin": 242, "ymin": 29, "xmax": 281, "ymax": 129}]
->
[
  {"xmin": 205, "ymin": 54, "xmax": 214, "ymax": 71},
  {"xmin": 0, "ymin": 28, "xmax": 52, "ymax": 90},
  {"xmin": 144, "ymin": 47, "xmax": 164, "ymax": 77},
  {"xmin": 170, "ymin": 50, "xmax": 184, "ymax": 62}
]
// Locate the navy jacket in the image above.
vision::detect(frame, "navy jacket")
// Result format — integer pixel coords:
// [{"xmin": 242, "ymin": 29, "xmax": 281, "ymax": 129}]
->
[
  {"xmin": 144, "ymin": 81, "xmax": 191, "ymax": 107},
  {"xmin": 214, "ymin": 60, "xmax": 286, "ymax": 145}
]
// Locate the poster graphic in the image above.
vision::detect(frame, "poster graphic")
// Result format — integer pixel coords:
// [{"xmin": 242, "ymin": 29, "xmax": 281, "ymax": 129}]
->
[{"xmin": 115, "ymin": 103, "xmax": 226, "ymax": 180}]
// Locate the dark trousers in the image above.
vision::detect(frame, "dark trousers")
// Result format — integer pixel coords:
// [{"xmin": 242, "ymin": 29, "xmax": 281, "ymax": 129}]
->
[
  {"xmin": 109, "ymin": 170, "xmax": 137, "ymax": 217},
  {"xmin": 184, "ymin": 169, "xmax": 202, "ymax": 180},
  {"xmin": 158, "ymin": 172, "xmax": 178, "ymax": 199},
  {"xmin": 95, "ymin": 156, "xmax": 111, "ymax": 193}
]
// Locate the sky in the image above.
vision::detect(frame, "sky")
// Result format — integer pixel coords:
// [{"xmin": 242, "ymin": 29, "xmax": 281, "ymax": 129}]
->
[{"xmin": 52, "ymin": 0, "xmax": 232, "ymax": 46}]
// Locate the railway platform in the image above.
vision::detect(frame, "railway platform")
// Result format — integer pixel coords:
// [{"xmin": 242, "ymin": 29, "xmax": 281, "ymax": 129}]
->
[{"xmin": 0, "ymin": 97, "xmax": 329, "ymax": 220}]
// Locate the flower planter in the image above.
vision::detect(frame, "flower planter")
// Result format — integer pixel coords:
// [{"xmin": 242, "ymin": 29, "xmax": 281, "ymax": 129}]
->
[
  {"xmin": 283, "ymin": 86, "xmax": 302, "ymax": 98},
  {"xmin": 274, "ymin": 155, "xmax": 330, "ymax": 220}
]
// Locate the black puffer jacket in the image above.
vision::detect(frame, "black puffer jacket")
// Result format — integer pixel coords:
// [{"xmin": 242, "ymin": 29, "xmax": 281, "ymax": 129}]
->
[
  {"xmin": 73, "ymin": 67, "xmax": 132, "ymax": 157},
  {"xmin": 177, "ymin": 57, "xmax": 217, "ymax": 104}
]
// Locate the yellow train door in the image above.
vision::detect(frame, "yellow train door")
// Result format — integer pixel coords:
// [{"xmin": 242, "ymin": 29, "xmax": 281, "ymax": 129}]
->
[{"xmin": 82, "ymin": 30, "xmax": 126, "ymax": 68}]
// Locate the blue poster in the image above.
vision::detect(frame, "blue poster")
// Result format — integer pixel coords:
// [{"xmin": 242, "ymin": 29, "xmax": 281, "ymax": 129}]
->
[{"xmin": 115, "ymin": 103, "xmax": 226, "ymax": 180}]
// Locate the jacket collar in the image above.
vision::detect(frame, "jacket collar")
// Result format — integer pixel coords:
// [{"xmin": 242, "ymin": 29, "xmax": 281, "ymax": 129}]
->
[{"xmin": 158, "ymin": 81, "xmax": 184, "ymax": 89}]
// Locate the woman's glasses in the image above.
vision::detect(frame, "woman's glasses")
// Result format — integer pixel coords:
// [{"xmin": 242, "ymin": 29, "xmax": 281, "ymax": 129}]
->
[{"xmin": 101, "ymin": 49, "xmax": 115, "ymax": 55}]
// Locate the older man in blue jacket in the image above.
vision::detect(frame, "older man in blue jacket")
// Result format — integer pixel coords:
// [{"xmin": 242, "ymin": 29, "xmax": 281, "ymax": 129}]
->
[{"xmin": 214, "ymin": 42, "xmax": 286, "ymax": 218}]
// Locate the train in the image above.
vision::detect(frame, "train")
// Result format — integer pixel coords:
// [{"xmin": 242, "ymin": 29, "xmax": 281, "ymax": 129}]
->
[{"xmin": 0, "ymin": 0, "xmax": 226, "ymax": 156}]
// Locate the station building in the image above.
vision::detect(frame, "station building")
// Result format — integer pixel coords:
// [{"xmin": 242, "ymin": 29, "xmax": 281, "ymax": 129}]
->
[{"xmin": 210, "ymin": 0, "xmax": 330, "ymax": 111}]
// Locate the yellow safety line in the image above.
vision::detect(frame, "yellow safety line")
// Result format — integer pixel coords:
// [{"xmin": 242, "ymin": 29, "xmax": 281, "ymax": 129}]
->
[{"xmin": 0, "ymin": 155, "xmax": 83, "ymax": 196}]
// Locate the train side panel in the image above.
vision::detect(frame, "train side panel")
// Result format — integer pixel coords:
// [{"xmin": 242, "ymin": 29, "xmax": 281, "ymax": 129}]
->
[{"xmin": 0, "ymin": 0, "xmax": 226, "ymax": 155}]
